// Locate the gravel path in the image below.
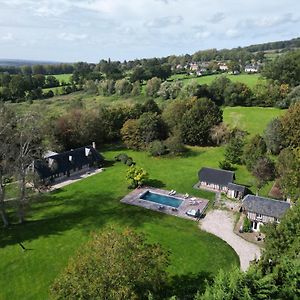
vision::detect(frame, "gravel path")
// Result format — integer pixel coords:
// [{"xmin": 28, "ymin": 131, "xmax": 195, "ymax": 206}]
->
[
  {"xmin": 50, "ymin": 168, "xmax": 104, "ymax": 191},
  {"xmin": 199, "ymin": 209, "xmax": 261, "ymax": 271}
]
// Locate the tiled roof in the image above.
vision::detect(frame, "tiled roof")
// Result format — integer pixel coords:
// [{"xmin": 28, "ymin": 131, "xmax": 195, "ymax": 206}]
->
[
  {"xmin": 242, "ymin": 195, "xmax": 290, "ymax": 219},
  {"xmin": 35, "ymin": 146, "xmax": 104, "ymax": 179},
  {"xmin": 228, "ymin": 183, "xmax": 246, "ymax": 193},
  {"xmin": 198, "ymin": 167, "xmax": 234, "ymax": 187}
]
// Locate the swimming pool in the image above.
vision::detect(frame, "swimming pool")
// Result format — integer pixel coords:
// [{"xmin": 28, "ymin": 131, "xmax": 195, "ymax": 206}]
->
[{"xmin": 140, "ymin": 191, "xmax": 183, "ymax": 208}]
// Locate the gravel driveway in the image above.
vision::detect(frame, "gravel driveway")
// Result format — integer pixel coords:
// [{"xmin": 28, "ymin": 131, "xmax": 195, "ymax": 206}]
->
[{"xmin": 199, "ymin": 209, "xmax": 261, "ymax": 271}]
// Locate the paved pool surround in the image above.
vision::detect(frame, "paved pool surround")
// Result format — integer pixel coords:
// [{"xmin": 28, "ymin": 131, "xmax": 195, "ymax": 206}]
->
[{"xmin": 120, "ymin": 187, "xmax": 209, "ymax": 220}]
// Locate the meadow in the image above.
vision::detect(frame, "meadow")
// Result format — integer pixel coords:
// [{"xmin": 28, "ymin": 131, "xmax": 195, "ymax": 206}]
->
[
  {"xmin": 169, "ymin": 73, "xmax": 266, "ymax": 89},
  {"xmin": 223, "ymin": 106, "xmax": 285, "ymax": 136},
  {"xmin": 52, "ymin": 73, "xmax": 72, "ymax": 83}
]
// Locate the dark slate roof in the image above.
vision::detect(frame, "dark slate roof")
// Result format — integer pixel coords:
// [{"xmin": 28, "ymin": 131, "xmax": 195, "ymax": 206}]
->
[
  {"xmin": 228, "ymin": 183, "xmax": 246, "ymax": 193},
  {"xmin": 35, "ymin": 146, "xmax": 104, "ymax": 179},
  {"xmin": 198, "ymin": 167, "xmax": 235, "ymax": 187},
  {"xmin": 242, "ymin": 195, "xmax": 290, "ymax": 219}
]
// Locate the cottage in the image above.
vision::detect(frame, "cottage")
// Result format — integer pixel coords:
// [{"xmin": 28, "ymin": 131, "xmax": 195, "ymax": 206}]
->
[
  {"xmin": 218, "ymin": 63, "xmax": 228, "ymax": 71},
  {"xmin": 197, "ymin": 167, "xmax": 235, "ymax": 192},
  {"xmin": 241, "ymin": 195, "xmax": 290, "ymax": 231},
  {"xmin": 227, "ymin": 183, "xmax": 246, "ymax": 200},
  {"xmin": 244, "ymin": 64, "xmax": 259, "ymax": 73},
  {"xmin": 35, "ymin": 145, "xmax": 104, "ymax": 184}
]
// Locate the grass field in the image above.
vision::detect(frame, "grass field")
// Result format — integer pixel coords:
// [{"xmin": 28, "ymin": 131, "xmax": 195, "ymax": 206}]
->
[
  {"xmin": 223, "ymin": 106, "xmax": 285, "ymax": 136},
  {"xmin": 169, "ymin": 73, "xmax": 266, "ymax": 89},
  {"xmin": 52, "ymin": 73, "xmax": 72, "ymax": 83},
  {"xmin": 0, "ymin": 147, "xmax": 240, "ymax": 300}
]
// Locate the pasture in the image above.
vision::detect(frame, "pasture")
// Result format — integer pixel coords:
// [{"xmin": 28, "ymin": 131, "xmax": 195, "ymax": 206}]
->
[
  {"xmin": 169, "ymin": 73, "xmax": 266, "ymax": 89},
  {"xmin": 52, "ymin": 73, "xmax": 72, "ymax": 83},
  {"xmin": 223, "ymin": 106, "xmax": 285, "ymax": 136}
]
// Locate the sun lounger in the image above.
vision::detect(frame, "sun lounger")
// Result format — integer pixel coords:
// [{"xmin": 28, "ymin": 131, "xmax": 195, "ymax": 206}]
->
[
  {"xmin": 184, "ymin": 193, "xmax": 189, "ymax": 199},
  {"xmin": 158, "ymin": 205, "xmax": 165, "ymax": 210},
  {"xmin": 170, "ymin": 190, "xmax": 176, "ymax": 195},
  {"xmin": 186, "ymin": 209, "xmax": 197, "ymax": 217},
  {"xmin": 168, "ymin": 190, "xmax": 174, "ymax": 195}
]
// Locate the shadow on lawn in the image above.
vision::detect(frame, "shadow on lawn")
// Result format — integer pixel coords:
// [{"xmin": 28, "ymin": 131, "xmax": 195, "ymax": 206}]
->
[
  {"xmin": 164, "ymin": 271, "xmax": 213, "ymax": 299},
  {"xmin": 146, "ymin": 178, "xmax": 165, "ymax": 188},
  {"xmin": 0, "ymin": 190, "xmax": 167, "ymax": 249}
]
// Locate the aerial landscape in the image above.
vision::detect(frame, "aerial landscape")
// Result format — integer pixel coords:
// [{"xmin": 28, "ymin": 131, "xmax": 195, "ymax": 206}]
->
[{"xmin": 0, "ymin": 0, "xmax": 300, "ymax": 299}]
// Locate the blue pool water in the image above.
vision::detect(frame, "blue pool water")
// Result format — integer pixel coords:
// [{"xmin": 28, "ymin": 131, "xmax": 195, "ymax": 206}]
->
[{"xmin": 140, "ymin": 191, "xmax": 183, "ymax": 208}]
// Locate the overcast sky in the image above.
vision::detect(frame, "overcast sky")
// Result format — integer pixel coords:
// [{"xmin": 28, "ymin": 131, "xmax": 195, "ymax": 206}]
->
[{"xmin": 0, "ymin": 0, "xmax": 299, "ymax": 62}]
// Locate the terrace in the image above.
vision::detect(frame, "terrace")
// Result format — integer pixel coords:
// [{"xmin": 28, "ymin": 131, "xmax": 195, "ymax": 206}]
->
[{"xmin": 121, "ymin": 187, "xmax": 209, "ymax": 220}]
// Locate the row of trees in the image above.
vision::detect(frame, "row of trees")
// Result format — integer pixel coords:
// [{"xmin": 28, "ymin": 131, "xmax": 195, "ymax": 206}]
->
[
  {"xmin": 0, "ymin": 73, "xmax": 75, "ymax": 102},
  {"xmin": 120, "ymin": 98, "xmax": 222, "ymax": 154},
  {"xmin": 84, "ymin": 72, "xmax": 296, "ymax": 109},
  {"xmin": 0, "ymin": 63, "xmax": 74, "ymax": 75}
]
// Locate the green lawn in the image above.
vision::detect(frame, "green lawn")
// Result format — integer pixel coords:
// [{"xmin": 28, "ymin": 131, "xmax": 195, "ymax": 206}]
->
[
  {"xmin": 0, "ymin": 147, "xmax": 241, "ymax": 300},
  {"xmin": 223, "ymin": 106, "xmax": 285, "ymax": 136},
  {"xmin": 170, "ymin": 73, "xmax": 265, "ymax": 89},
  {"xmin": 52, "ymin": 73, "xmax": 72, "ymax": 83}
]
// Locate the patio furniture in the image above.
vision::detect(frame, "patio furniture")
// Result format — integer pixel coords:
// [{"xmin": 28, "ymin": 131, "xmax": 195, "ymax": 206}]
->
[
  {"xmin": 186, "ymin": 209, "xmax": 197, "ymax": 217},
  {"xmin": 184, "ymin": 193, "xmax": 189, "ymax": 199}
]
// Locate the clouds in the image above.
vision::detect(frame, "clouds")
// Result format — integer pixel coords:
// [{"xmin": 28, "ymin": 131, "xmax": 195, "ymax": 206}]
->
[
  {"xmin": 0, "ymin": 0, "xmax": 299, "ymax": 61},
  {"xmin": 58, "ymin": 32, "xmax": 88, "ymax": 42}
]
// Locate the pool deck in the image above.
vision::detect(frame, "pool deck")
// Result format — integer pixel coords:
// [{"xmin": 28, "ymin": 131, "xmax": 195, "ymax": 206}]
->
[{"xmin": 120, "ymin": 187, "xmax": 209, "ymax": 221}]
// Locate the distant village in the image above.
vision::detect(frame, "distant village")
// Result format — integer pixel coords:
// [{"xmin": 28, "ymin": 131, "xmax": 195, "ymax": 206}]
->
[{"xmin": 173, "ymin": 60, "xmax": 261, "ymax": 76}]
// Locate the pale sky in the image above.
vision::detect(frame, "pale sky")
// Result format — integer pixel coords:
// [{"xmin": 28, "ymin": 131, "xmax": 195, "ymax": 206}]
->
[{"xmin": 0, "ymin": 0, "xmax": 299, "ymax": 62}]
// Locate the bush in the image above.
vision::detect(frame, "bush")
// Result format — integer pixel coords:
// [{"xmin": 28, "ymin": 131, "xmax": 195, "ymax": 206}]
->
[
  {"xmin": 126, "ymin": 157, "xmax": 135, "ymax": 166},
  {"xmin": 115, "ymin": 153, "xmax": 129, "ymax": 163},
  {"xmin": 115, "ymin": 153, "xmax": 135, "ymax": 166},
  {"xmin": 219, "ymin": 159, "xmax": 232, "ymax": 170},
  {"xmin": 148, "ymin": 140, "xmax": 167, "ymax": 157},
  {"xmin": 243, "ymin": 217, "xmax": 252, "ymax": 232},
  {"xmin": 164, "ymin": 134, "xmax": 186, "ymax": 155}
]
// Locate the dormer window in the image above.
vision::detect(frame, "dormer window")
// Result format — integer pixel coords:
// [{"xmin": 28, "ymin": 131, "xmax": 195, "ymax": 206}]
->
[{"xmin": 85, "ymin": 148, "xmax": 91, "ymax": 157}]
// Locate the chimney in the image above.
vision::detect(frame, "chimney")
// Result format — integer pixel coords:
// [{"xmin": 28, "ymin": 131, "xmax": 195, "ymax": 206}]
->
[{"xmin": 92, "ymin": 142, "xmax": 96, "ymax": 149}]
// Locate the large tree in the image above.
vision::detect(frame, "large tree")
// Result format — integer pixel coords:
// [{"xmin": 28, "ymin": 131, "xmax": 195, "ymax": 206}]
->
[
  {"xmin": 264, "ymin": 118, "xmax": 285, "ymax": 155},
  {"xmin": 181, "ymin": 98, "xmax": 222, "ymax": 146},
  {"xmin": 281, "ymin": 101, "xmax": 300, "ymax": 149},
  {"xmin": 224, "ymin": 137, "xmax": 244, "ymax": 164},
  {"xmin": 252, "ymin": 157, "xmax": 275, "ymax": 193},
  {"xmin": 13, "ymin": 113, "xmax": 44, "ymax": 223},
  {"xmin": 50, "ymin": 227, "xmax": 169, "ymax": 300},
  {"xmin": 0, "ymin": 105, "xmax": 15, "ymax": 226},
  {"xmin": 262, "ymin": 49, "xmax": 300, "ymax": 86},
  {"xmin": 276, "ymin": 147, "xmax": 300, "ymax": 201},
  {"xmin": 243, "ymin": 135, "xmax": 267, "ymax": 171}
]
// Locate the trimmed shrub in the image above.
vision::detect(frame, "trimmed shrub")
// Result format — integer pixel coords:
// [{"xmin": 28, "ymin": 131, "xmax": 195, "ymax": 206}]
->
[
  {"xmin": 115, "ymin": 153, "xmax": 129, "ymax": 163},
  {"xmin": 243, "ymin": 217, "xmax": 252, "ymax": 232}
]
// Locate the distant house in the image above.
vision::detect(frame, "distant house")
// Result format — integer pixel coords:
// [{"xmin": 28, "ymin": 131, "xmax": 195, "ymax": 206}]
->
[
  {"xmin": 218, "ymin": 63, "xmax": 228, "ymax": 71},
  {"xmin": 189, "ymin": 62, "xmax": 199, "ymax": 71},
  {"xmin": 196, "ymin": 167, "xmax": 247, "ymax": 199},
  {"xmin": 241, "ymin": 195, "xmax": 290, "ymax": 231},
  {"xmin": 244, "ymin": 64, "xmax": 259, "ymax": 73},
  {"xmin": 35, "ymin": 144, "xmax": 104, "ymax": 184}
]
